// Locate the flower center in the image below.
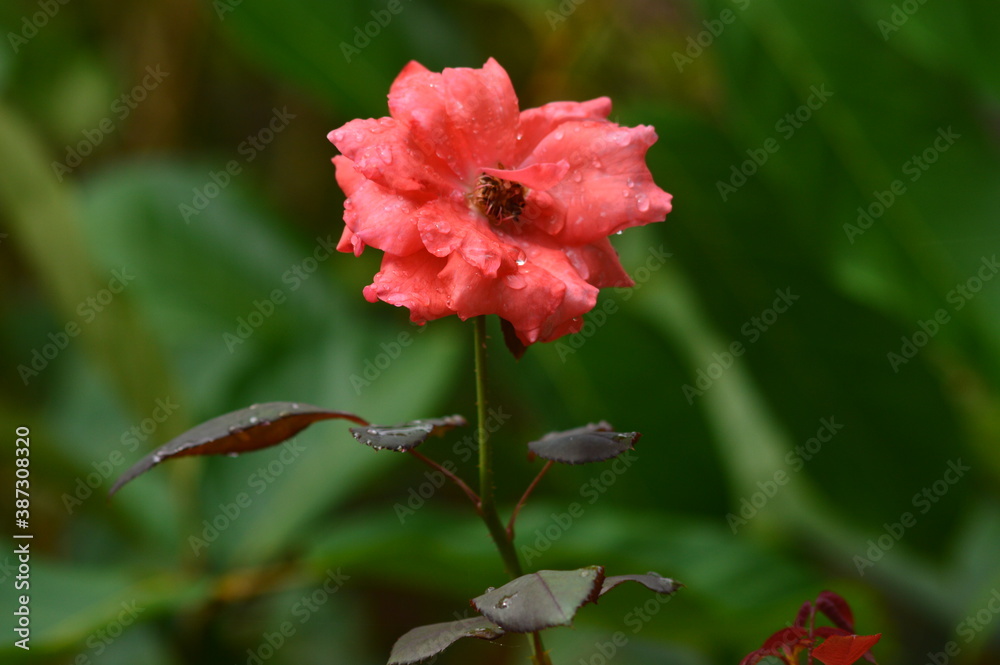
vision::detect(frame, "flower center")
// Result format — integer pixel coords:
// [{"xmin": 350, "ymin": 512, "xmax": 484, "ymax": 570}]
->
[{"xmin": 472, "ymin": 172, "xmax": 526, "ymax": 226}]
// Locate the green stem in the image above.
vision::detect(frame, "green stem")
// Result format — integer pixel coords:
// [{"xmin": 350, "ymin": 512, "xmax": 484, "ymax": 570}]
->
[
  {"xmin": 472, "ymin": 317, "xmax": 552, "ymax": 665},
  {"xmin": 473, "ymin": 316, "xmax": 521, "ymax": 579}
]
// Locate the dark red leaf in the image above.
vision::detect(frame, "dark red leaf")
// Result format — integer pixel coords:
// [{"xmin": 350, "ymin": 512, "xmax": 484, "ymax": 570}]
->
[
  {"xmin": 816, "ymin": 590, "xmax": 856, "ymax": 632},
  {"xmin": 599, "ymin": 572, "xmax": 681, "ymax": 597},
  {"xmin": 387, "ymin": 616, "xmax": 503, "ymax": 665},
  {"xmin": 109, "ymin": 402, "xmax": 367, "ymax": 496},
  {"xmin": 350, "ymin": 415, "xmax": 467, "ymax": 451},
  {"xmin": 527, "ymin": 422, "xmax": 640, "ymax": 465},
  {"xmin": 794, "ymin": 599, "xmax": 814, "ymax": 628},
  {"xmin": 471, "ymin": 567, "xmax": 605, "ymax": 633},
  {"xmin": 811, "ymin": 633, "xmax": 882, "ymax": 665},
  {"xmin": 813, "ymin": 627, "xmax": 852, "ymax": 639},
  {"xmin": 739, "ymin": 648, "xmax": 777, "ymax": 665},
  {"xmin": 500, "ymin": 318, "xmax": 527, "ymax": 359},
  {"xmin": 760, "ymin": 627, "xmax": 809, "ymax": 650}
]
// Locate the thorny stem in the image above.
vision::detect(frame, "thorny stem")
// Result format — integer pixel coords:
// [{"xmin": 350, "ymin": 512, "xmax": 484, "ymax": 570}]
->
[
  {"xmin": 473, "ymin": 316, "xmax": 552, "ymax": 665},
  {"xmin": 473, "ymin": 316, "xmax": 521, "ymax": 579}
]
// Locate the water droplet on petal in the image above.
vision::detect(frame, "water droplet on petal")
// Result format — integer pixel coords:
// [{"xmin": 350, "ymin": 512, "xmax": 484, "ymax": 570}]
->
[
  {"xmin": 621, "ymin": 189, "xmax": 631, "ymax": 197},
  {"xmin": 571, "ymin": 172, "xmax": 583, "ymax": 183},
  {"xmin": 515, "ymin": 249, "xmax": 527, "ymax": 266},
  {"xmin": 636, "ymin": 194, "xmax": 650, "ymax": 212},
  {"xmin": 505, "ymin": 274, "xmax": 526, "ymax": 289},
  {"xmin": 591, "ymin": 158, "xmax": 603, "ymax": 168},
  {"xmin": 516, "ymin": 132, "xmax": 524, "ymax": 140},
  {"xmin": 554, "ymin": 129, "xmax": 564, "ymax": 140},
  {"xmin": 626, "ymin": 177, "xmax": 635, "ymax": 188},
  {"xmin": 616, "ymin": 230, "xmax": 624, "ymax": 235}
]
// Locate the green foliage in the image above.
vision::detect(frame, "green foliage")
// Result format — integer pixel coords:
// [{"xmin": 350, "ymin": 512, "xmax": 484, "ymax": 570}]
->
[{"xmin": 1, "ymin": 0, "xmax": 999, "ymax": 663}]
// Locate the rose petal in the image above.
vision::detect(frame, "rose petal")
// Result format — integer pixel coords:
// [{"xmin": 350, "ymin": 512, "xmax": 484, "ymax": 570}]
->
[
  {"xmin": 415, "ymin": 198, "xmax": 520, "ymax": 277},
  {"xmin": 342, "ymin": 177, "xmax": 424, "ymax": 256},
  {"xmin": 434, "ymin": 252, "xmax": 557, "ymax": 343},
  {"xmin": 363, "ymin": 252, "xmax": 452, "ymax": 324},
  {"xmin": 564, "ymin": 237, "xmax": 634, "ymax": 288},
  {"xmin": 521, "ymin": 240, "xmax": 600, "ymax": 342},
  {"xmin": 337, "ymin": 225, "xmax": 364, "ymax": 256},
  {"xmin": 514, "ymin": 97, "xmax": 613, "ymax": 163},
  {"xmin": 389, "ymin": 58, "xmax": 519, "ymax": 180},
  {"xmin": 328, "ymin": 117, "xmax": 457, "ymax": 194},
  {"xmin": 480, "ymin": 161, "xmax": 570, "ymax": 191},
  {"xmin": 523, "ymin": 120, "xmax": 672, "ymax": 245},
  {"xmin": 332, "ymin": 155, "xmax": 366, "ymax": 198}
]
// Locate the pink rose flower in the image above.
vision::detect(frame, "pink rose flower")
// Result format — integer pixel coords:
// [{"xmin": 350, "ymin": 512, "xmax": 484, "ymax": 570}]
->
[{"xmin": 329, "ymin": 58, "xmax": 671, "ymax": 346}]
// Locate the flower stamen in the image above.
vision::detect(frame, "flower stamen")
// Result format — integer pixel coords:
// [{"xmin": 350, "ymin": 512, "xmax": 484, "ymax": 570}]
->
[{"xmin": 472, "ymin": 171, "xmax": 526, "ymax": 226}]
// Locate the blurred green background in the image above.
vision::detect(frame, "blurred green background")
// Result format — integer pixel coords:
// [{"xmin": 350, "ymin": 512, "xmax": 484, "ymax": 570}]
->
[{"xmin": 2, "ymin": 0, "xmax": 1000, "ymax": 663}]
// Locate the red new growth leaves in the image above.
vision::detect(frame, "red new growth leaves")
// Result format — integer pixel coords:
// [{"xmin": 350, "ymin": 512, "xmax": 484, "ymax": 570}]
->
[
  {"xmin": 812, "ymin": 634, "xmax": 883, "ymax": 665},
  {"xmin": 740, "ymin": 590, "xmax": 880, "ymax": 665}
]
